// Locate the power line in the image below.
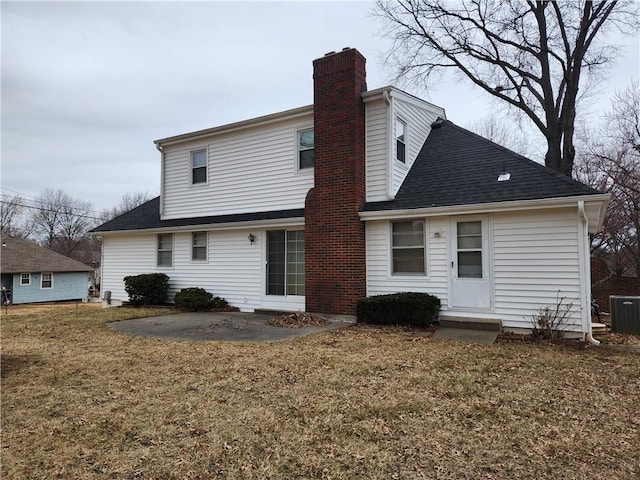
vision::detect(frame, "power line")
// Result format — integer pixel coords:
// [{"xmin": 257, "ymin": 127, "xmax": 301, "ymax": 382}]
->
[
  {"xmin": 0, "ymin": 187, "xmax": 108, "ymax": 217},
  {"xmin": 0, "ymin": 199, "xmax": 104, "ymax": 222}
]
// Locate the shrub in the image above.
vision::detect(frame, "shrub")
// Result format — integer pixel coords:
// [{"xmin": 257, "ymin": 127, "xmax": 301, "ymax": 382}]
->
[
  {"xmin": 123, "ymin": 273, "xmax": 169, "ymax": 307},
  {"xmin": 210, "ymin": 296, "xmax": 230, "ymax": 310},
  {"xmin": 531, "ymin": 291, "xmax": 574, "ymax": 339},
  {"xmin": 174, "ymin": 287, "xmax": 214, "ymax": 312},
  {"xmin": 357, "ymin": 292, "xmax": 441, "ymax": 328}
]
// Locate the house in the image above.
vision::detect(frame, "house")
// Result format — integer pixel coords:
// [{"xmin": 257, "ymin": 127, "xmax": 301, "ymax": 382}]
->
[
  {"xmin": 0, "ymin": 235, "xmax": 93, "ymax": 304},
  {"xmin": 91, "ymin": 48, "xmax": 609, "ymax": 340}
]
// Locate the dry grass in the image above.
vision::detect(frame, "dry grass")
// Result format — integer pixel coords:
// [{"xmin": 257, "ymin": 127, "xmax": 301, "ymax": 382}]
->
[{"xmin": 2, "ymin": 304, "xmax": 639, "ymax": 479}]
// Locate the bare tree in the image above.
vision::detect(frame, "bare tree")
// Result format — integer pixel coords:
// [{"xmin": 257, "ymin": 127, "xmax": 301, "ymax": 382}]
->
[
  {"xmin": 466, "ymin": 114, "xmax": 533, "ymax": 159},
  {"xmin": 376, "ymin": 0, "xmax": 638, "ymax": 176},
  {"xmin": 99, "ymin": 191, "xmax": 155, "ymax": 223},
  {"xmin": 0, "ymin": 194, "xmax": 31, "ymax": 238},
  {"xmin": 575, "ymin": 81, "xmax": 640, "ymax": 275},
  {"xmin": 30, "ymin": 188, "xmax": 97, "ymax": 257}
]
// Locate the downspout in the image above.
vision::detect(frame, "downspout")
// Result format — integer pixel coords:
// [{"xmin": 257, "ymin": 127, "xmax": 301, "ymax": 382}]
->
[
  {"xmin": 578, "ymin": 200, "xmax": 600, "ymax": 346},
  {"xmin": 155, "ymin": 143, "xmax": 165, "ymax": 218},
  {"xmin": 383, "ymin": 89, "xmax": 395, "ymax": 200}
]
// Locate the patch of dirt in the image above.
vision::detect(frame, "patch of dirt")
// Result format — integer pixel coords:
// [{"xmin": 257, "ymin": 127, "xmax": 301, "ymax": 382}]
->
[
  {"xmin": 267, "ymin": 312, "xmax": 329, "ymax": 328},
  {"xmin": 497, "ymin": 331, "xmax": 587, "ymax": 349}
]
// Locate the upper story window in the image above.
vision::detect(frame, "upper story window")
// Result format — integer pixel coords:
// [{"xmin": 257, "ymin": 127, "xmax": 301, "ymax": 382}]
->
[
  {"xmin": 392, "ymin": 220, "xmax": 425, "ymax": 274},
  {"xmin": 191, "ymin": 231, "xmax": 207, "ymax": 261},
  {"xmin": 396, "ymin": 118, "xmax": 406, "ymax": 163},
  {"xmin": 41, "ymin": 272, "xmax": 53, "ymax": 289},
  {"xmin": 191, "ymin": 149, "xmax": 207, "ymax": 184},
  {"xmin": 20, "ymin": 273, "xmax": 31, "ymax": 286},
  {"xmin": 157, "ymin": 233, "xmax": 173, "ymax": 267},
  {"xmin": 298, "ymin": 129, "xmax": 314, "ymax": 170}
]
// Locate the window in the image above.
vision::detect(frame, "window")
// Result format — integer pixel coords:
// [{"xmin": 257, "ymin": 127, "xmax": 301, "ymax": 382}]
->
[
  {"xmin": 457, "ymin": 221, "xmax": 482, "ymax": 278},
  {"xmin": 157, "ymin": 234, "xmax": 173, "ymax": 267},
  {"xmin": 396, "ymin": 118, "xmax": 406, "ymax": 163},
  {"xmin": 191, "ymin": 231, "xmax": 207, "ymax": 261},
  {"xmin": 298, "ymin": 128, "xmax": 314, "ymax": 170},
  {"xmin": 20, "ymin": 273, "xmax": 31, "ymax": 286},
  {"xmin": 392, "ymin": 220, "xmax": 425, "ymax": 274},
  {"xmin": 191, "ymin": 149, "xmax": 207, "ymax": 184},
  {"xmin": 41, "ymin": 272, "xmax": 53, "ymax": 289},
  {"xmin": 266, "ymin": 230, "xmax": 305, "ymax": 296}
]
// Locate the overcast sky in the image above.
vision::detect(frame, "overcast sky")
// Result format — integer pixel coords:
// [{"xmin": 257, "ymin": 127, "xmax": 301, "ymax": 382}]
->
[{"xmin": 2, "ymin": 1, "xmax": 638, "ymax": 215}]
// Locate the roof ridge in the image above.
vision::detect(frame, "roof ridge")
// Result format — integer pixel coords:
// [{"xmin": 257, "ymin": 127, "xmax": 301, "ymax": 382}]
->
[{"xmin": 441, "ymin": 120, "xmax": 600, "ymax": 194}]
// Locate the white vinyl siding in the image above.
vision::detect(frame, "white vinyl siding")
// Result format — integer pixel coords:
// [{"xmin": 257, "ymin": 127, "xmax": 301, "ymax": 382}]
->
[
  {"xmin": 492, "ymin": 208, "xmax": 582, "ymax": 331},
  {"xmin": 366, "ymin": 218, "xmax": 448, "ymax": 302},
  {"xmin": 161, "ymin": 113, "xmax": 314, "ymax": 220},
  {"xmin": 365, "ymin": 98, "xmax": 389, "ymax": 201},
  {"xmin": 101, "ymin": 225, "xmax": 305, "ymax": 312},
  {"xmin": 365, "ymin": 207, "xmax": 585, "ymax": 332},
  {"xmin": 391, "ymin": 94, "xmax": 443, "ymax": 196},
  {"xmin": 365, "ymin": 90, "xmax": 445, "ymax": 202}
]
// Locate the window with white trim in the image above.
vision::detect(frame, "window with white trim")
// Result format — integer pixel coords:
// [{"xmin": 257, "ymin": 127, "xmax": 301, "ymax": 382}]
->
[
  {"xmin": 396, "ymin": 118, "xmax": 406, "ymax": 163},
  {"xmin": 20, "ymin": 273, "xmax": 31, "ymax": 286},
  {"xmin": 392, "ymin": 220, "xmax": 425, "ymax": 274},
  {"xmin": 191, "ymin": 231, "xmax": 207, "ymax": 261},
  {"xmin": 456, "ymin": 221, "xmax": 483, "ymax": 278},
  {"xmin": 298, "ymin": 128, "xmax": 314, "ymax": 170},
  {"xmin": 41, "ymin": 272, "xmax": 53, "ymax": 289},
  {"xmin": 157, "ymin": 234, "xmax": 173, "ymax": 267},
  {"xmin": 191, "ymin": 149, "xmax": 207, "ymax": 184}
]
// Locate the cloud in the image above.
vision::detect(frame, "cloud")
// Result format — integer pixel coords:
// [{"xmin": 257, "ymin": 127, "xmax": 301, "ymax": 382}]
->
[{"xmin": 1, "ymin": 1, "xmax": 636, "ymax": 212}]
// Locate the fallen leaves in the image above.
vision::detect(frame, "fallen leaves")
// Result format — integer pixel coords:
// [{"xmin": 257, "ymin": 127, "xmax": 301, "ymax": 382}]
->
[{"xmin": 266, "ymin": 312, "xmax": 329, "ymax": 328}]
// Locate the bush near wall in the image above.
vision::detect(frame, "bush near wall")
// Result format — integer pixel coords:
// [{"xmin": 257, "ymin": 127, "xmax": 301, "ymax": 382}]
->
[
  {"xmin": 357, "ymin": 292, "xmax": 441, "ymax": 328},
  {"xmin": 123, "ymin": 273, "xmax": 169, "ymax": 307},
  {"xmin": 173, "ymin": 287, "xmax": 230, "ymax": 312}
]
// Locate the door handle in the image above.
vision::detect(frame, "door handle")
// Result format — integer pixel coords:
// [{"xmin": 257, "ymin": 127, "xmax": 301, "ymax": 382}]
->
[{"xmin": 451, "ymin": 261, "xmax": 454, "ymax": 268}]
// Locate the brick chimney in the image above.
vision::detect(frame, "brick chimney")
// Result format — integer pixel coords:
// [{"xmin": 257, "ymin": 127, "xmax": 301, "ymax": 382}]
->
[{"xmin": 305, "ymin": 48, "xmax": 367, "ymax": 315}]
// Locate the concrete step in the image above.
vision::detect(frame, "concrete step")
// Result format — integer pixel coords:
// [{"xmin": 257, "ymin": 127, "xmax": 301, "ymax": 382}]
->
[
  {"xmin": 591, "ymin": 322, "xmax": 608, "ymax": 335},
  {"xmin": 439, "ymin": 316, "xmax": 502, "ymax": 332}
]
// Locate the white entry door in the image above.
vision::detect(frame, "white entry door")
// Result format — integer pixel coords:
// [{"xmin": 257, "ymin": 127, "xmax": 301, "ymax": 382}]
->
[{"xmin": 450, "ymin": 216, "xmax": 492, "ymax": 309}]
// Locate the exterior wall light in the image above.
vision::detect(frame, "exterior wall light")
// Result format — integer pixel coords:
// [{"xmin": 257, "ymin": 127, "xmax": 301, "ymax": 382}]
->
[{"xmin": 248, "ymin": 234, "xmax": 255, "ymax": 245}]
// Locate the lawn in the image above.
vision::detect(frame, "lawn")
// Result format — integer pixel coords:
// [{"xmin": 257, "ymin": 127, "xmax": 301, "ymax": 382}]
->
[{"xmin": 2, "ymin": 304, "xmax": 639, "ymax": 479}]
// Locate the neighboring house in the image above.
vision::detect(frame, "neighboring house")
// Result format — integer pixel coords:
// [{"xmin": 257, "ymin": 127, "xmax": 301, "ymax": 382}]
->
[
  {"xmin": 91, "ymin": 48, "xmax": 609, "ymax": 339},
  {"xmin": 0, "ymin": 236, "xmax": 93, "ymax": 304}
]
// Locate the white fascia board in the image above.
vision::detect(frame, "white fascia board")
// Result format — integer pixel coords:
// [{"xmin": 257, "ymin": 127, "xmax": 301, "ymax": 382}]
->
[
  {"xmin": 362, "ymin": 86, "xmax": 446, "ymax": 118},
  {"xmin": 359, "ymin": 194, "xmax": 611, "ymax": 222},
  {"xmin": 155, "ymin": 106, "xmax": 313, "ymax": 147},
  {"xmin": 92, "ymin": 217, "xmax": 305, "ymax": 236}
]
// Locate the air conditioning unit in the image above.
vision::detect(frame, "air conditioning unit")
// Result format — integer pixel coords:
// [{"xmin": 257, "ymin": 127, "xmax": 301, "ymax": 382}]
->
[{"xmin": 610, "ymin": 296, "xmax": 640, "ymax": 334}]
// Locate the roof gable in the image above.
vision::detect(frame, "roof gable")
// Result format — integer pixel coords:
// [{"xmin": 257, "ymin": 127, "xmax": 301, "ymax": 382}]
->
[
  {"xmin": 1, "ymin": 236, "xmax": 94, "ymax": 274},
  {"xmin": 364, "ymin": 119, "xmax": 601, "ymax": 212}
]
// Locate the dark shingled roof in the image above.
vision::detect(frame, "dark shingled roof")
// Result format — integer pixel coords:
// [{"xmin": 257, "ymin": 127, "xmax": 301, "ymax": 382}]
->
[
  {"xmin": 364, "ymin": 119, "xmax": 601, "ymax": 212},
  {"xmin": 1, "ymin": 236, "xmax": 94, "ymax": 274},
  {"xmin": 90, "ymin": 197, "xmax": 305, "ymax": 233}
]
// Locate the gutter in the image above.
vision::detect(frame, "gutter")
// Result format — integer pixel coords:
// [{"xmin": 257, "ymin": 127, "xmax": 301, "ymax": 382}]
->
[
  {"xmin": 359, "ymin": 194, "xmax": 610, "ymax": 220},
  {"xmin": 156, "ymin": 143, "xmax": 165, "ymax": 217},
  {"xmin": 91, "ymin": 216, "xmax": 306, "ymax": 236},
  {"xmin": 578, "ymin": 200, "xmax": 600, "ymax": 346}
]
